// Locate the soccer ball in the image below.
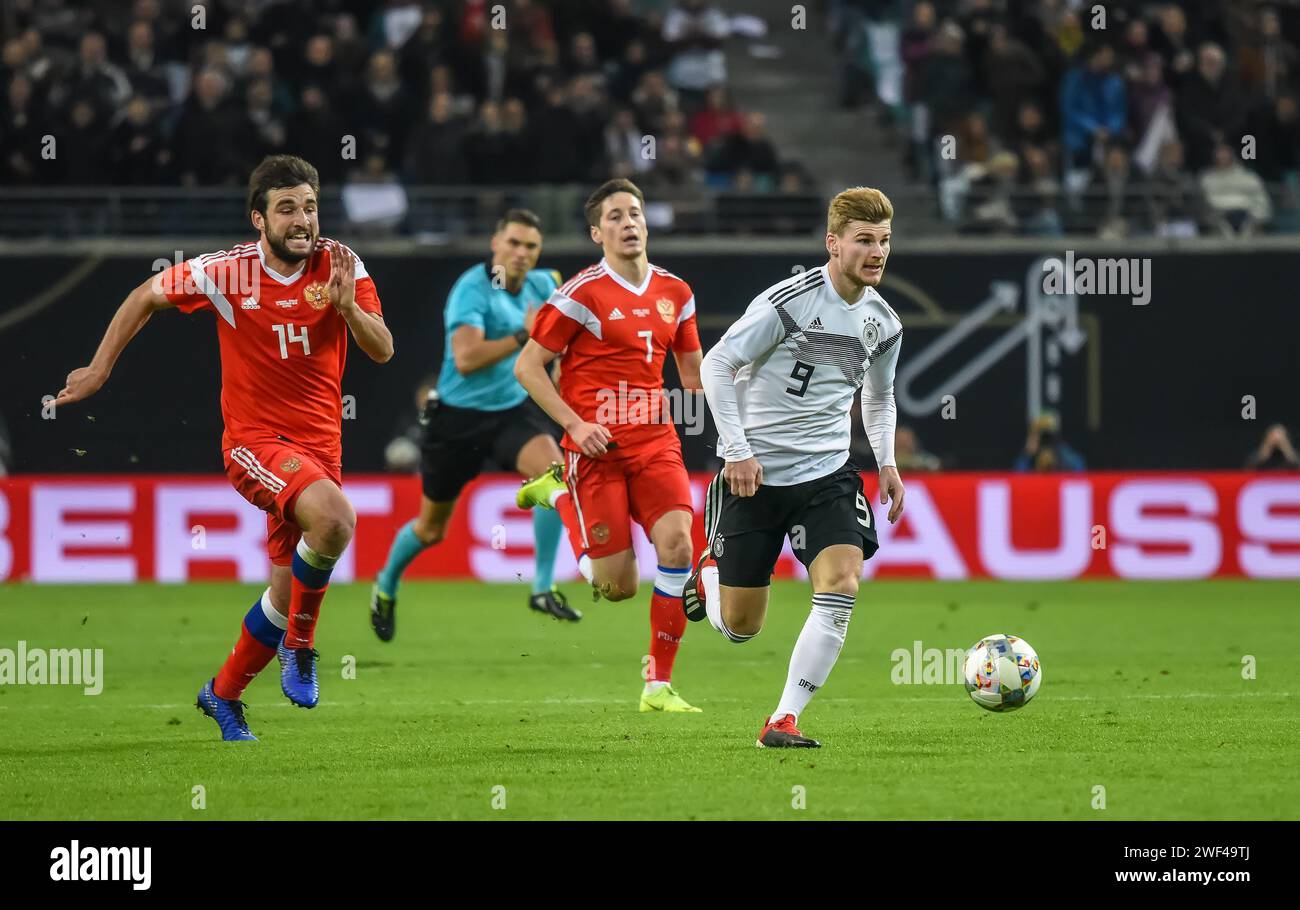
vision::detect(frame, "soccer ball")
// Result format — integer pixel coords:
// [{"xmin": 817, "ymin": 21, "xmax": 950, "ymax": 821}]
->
[{"xmin": 962, "ymin": 634, "xmax": 1041, "ymax": 712}]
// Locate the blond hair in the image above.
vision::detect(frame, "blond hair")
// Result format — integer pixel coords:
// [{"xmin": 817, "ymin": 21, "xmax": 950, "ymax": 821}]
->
[{"xmin": 827, "ymin": 186, "xmax": 893, "ymax": 236}]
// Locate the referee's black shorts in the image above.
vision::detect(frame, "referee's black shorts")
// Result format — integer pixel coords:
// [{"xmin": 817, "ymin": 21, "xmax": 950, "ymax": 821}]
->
[
  {"xmin": 702, "ymin": 461, "xmax": 879, "ymax": 588},
  {"xmin": 419, "ymin": 397, "xmax": 557, "ymax": 502}
]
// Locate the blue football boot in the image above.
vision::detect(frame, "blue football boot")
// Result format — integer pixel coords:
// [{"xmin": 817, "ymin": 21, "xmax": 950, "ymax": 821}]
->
[
  {"xmin": 277, "ymin": 641, "xmax": 320, "ymax": 708},
  {"xmin": 196, "ymin": 678, "xmax": 257, "ymax": 742}
]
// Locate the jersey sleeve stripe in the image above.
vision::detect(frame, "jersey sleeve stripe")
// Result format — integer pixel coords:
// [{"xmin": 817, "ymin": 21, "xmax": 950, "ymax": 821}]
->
[
  {"xmin": 677, "ymin": 295, "xmax": 696, "ymax": 324},
  {"xmin": 185, "ymin": 257, "xmax": 237, "ymax": 327},
  {"xmin": 546, "ymin": 292, "xmax": 603, "ymax": 340},
  {"xmin": 868, "ymin": 330, "xmax": 902, "ymax": 364},
  {"xmin": 769, "ymin": 270, "xmax": 824, "ymax": 306},
  {"xmin": 650, "ymin": 264, "xmax": 684, "ymax": 283},
  {"xmin": 557, "ymin": 272, "xmax": 604, "ymax": 300},
  {"xmin": 559, "ymin": 265, "xmax": 602, "ymax": 296},
  {"xmin": 319, "ymin": 238, "xmax": 370, "ymax": 279}
]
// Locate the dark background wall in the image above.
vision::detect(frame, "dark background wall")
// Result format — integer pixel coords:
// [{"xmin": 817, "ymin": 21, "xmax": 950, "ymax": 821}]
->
[{"xmin": 2, "ymin": 248, "xmax": 1296, "ymax": 474}]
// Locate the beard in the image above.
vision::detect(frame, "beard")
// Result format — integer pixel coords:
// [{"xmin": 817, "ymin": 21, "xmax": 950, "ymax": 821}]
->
[{"xmin": 266, "ymin": 225, "xmax": 315, "ymax": 263}]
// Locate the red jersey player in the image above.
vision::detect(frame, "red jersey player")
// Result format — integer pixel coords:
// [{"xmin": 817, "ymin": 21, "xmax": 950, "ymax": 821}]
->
[
  {"xmin": 514, "ymin": 179, "xmax": 704, "ymax": 713},
  {"xmin": 53, "ymin": 155, "xmax": 393, "ymax": 741}
]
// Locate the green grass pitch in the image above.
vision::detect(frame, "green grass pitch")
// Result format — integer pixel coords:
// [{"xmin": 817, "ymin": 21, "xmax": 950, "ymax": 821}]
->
[{"xmin": 1, "ymin": 580, "xmax": 1297, "ymax": 820}]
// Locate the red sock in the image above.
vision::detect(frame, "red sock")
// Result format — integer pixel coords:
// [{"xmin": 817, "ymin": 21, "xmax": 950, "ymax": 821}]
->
[
  {"xmin": 648, "ymin": 590, "xmax": 687, "ymax": 682},
  {"xmin": 285, "ymin": 576, "xmax": 328, "ymax": 648},
  {"xmin": 214, "ymin": 626, "xmax": 277, "ymax": 701}
]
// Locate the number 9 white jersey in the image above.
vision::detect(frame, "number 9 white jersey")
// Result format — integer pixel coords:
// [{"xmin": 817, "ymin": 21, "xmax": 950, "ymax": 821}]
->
[{"xmin": 702, "ymin": 264, "xmax": 903, "ymax": 487}]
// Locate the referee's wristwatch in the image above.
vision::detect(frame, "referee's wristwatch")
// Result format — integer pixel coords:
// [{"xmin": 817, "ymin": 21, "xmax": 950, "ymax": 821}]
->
[{"xmin": 513, "ymin": 329, "xmax": 530, "ymax": 347}]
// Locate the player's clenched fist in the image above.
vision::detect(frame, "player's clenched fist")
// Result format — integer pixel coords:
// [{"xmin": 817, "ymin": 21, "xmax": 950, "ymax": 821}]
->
[
  {"xmin": 724, "ymin": 456, "xmax": 763, "ymax": 497},
  {"xmin": 569, "ymin": 420, "xmax": 613, "ymax": 457},
  {"xmin": 54, "ymin": 366, "xmax": 107, "ymax": 406}
]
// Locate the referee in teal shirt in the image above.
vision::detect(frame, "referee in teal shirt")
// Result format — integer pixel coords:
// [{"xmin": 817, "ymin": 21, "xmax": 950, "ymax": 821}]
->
[{"xmin": 371, "ymin": 209, "xmax": 578, "ymax": 637}]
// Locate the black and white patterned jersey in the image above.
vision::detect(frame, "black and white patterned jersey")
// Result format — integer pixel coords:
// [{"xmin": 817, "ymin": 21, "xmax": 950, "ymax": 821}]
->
[{"xmin": 701, "ymin": 263, "xmax": 902, "ymax": 486}]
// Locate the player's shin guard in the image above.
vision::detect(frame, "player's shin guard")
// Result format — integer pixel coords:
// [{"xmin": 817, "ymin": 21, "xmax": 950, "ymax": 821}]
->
[
  {"xmin": 214, "ymin": 588, "xmax": 287, "ymax": 700},
  {"xmin": 286, "ymin": 538, "xmax": 339, "ymax": 649},
  {"xmin": 648, "ymin": 565, "xmax": 689, "ymax": 682},
  {"xmin": 772, "ymin": 592, "xmax": 853, "ymax": 722}
]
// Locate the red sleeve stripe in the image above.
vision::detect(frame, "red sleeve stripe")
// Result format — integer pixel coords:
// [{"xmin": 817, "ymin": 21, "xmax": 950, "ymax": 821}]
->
[
  {"xmin": 650, "ymin": 264, "xmax": 685, "ymax": 284},
  {"xmin": 184, "ymin": 256, "xmax": 237, "ymax": 327},
  {"xmin": 677, "ymin": 296, "xmax": 696, "ymax": 324},
  {"xmin": 557, "ymin": 271, "xmax": 603, "ymax": 300},
  {"xmin": 546, "ymin": 292, "xmax": 603, "ymax": 340},
  {"xmin": 195, "ymin": 246, "xmax": 257, "ymax": 267},
  {"xmin": 319, "ymin": 237, "xmax": 370, "ymax": 279},
  {"xmin": 558, "ymin": 264, "xmax": 603, "ymax": 296}
]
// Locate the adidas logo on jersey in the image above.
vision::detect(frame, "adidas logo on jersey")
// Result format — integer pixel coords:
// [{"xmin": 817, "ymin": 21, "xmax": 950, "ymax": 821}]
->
[
  {"xmin": 241, "ymin": 297, "xmax": 260, "ymax": 310},
  {"xmin": 609, "ymin": 307, "xmax": 625, "ymax": 320},
  {"xmin": 808, "ymin": 317, "xmax": 824, "ymax": 331}
]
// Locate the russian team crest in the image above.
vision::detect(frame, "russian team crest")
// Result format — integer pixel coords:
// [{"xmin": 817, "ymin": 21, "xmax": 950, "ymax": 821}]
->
[
  {"xmin": 281, "ymin": 456, "xmax": 302, "ymax": 473},
  {"xmin": 656, "ymin": 297, "xmax": 676, "ymax": 323},
  {"xmin": 303, "ymin": 282, "xmax": 329, "ymax": 310}
]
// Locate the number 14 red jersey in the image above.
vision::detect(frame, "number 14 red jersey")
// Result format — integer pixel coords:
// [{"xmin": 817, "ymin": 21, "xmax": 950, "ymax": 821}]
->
[{"xmin": 158, "ymin": 238, "xmax": 382, "ymax": 465}]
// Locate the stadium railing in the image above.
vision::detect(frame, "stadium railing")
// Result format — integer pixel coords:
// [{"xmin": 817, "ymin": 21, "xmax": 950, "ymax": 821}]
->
[{"xmin": 1, "ymin": 182, "xmax": 1297, "ymax": 241}]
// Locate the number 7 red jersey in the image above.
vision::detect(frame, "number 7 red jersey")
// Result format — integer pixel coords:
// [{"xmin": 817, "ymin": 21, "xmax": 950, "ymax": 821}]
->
[
  {"xmin": 156, "ymin": 238, "xmax": 382, "ymax": 465},
  {"xmin": 530, "ymin": 258, "xmax": 700, "ymax": 455}
]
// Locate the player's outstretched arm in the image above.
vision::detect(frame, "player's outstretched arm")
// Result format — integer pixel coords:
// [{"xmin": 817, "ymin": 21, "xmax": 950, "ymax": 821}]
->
[
  {"xmin": 514, "ymin": 339, "xmax": 611, "ymax": 456},
  {"xmin": 55, "ymin": 274, "xmax": 175, "ymax": 407}
]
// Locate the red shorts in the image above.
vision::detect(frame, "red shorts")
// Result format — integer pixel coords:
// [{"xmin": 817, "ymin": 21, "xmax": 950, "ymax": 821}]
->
[
  {"xmin": 223, "ymin": 439, "xmax": 340, "ymax": 565},
  {"xmin": 561, "ymin": 443, "xmax": 693, "ymax": 559}
]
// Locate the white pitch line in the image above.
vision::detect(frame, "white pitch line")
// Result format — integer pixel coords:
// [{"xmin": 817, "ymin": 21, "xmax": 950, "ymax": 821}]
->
[
  {"xmin": 0, "ymin": 691, "xmax": 1291, "ymax": 712},
  {"xmin": 899, "ymin": 691, "xmax": 1293, "ymax": 702}
]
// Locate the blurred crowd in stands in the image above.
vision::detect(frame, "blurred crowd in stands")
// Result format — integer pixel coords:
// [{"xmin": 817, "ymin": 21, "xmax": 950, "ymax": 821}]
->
[
  {"xmin": 835, "ymin": 0, "xmax": 1300, "ymax": 236},
  {"xmin": 0, "ymin": 0, "xmax": 813, "ymax": 205}
]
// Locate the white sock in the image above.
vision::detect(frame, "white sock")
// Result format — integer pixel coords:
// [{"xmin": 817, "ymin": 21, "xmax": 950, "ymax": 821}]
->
[
  {"xmin": 643, "ymin": 680, "xmax": 669, "ymax": 692},
  {"xmin": 548, "ymin": 489, "xmax": 567, "ymax": 509},
  {"xmin": 261, "ymin": 587, "xmax": 288, "ymax": 626},
  {"xmin": 654, "ymin": 564, "xmax": 688, "ymax": 597},
  {"xmin": 296, "ymin": 537, "xmax": 339, "ymax": 569},
  {"xmin": 702, "ymin": 565, "xmax": 754, "ymax": 643},
  {"xmin": 773, "ymin": 592, "xmax": 854, "ymax": 722},
  {"xmin": 577, "ymin": 553, "xmax": 593, "ymax": 583}
]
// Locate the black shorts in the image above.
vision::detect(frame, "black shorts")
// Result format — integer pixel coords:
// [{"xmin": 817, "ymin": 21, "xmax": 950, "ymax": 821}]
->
[
  {"xmin": 419, "ymin": 397, "xmax": 557, "ymax": 501},
  {"xmin": 702, "ymin": 462, "xmax": 879, "ymax": 588}
]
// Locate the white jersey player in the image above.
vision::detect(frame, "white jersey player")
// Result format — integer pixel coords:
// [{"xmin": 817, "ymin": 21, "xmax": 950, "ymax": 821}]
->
[{"xmin": 686, "ymin": 186, "xmax": 907, "ymax": 748}]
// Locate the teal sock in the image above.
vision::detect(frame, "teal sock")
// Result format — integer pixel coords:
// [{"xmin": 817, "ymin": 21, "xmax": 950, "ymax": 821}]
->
[
  {"xmin": 377, "ymin": 520, "xmax": 426, "ymax": 598},
  {"xmin": 532, "ymin": 508, "xmax": 562, "ymax": 594}
]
